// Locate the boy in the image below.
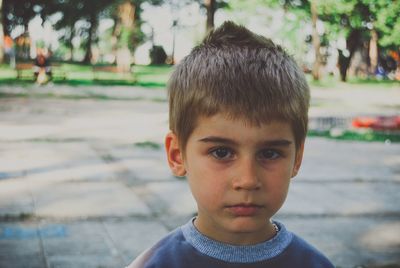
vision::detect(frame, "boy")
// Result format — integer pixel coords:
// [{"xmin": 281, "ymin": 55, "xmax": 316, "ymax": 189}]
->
[{"xmin": 128, "ymin": 21, "xmax": 334, "ymax": 267}]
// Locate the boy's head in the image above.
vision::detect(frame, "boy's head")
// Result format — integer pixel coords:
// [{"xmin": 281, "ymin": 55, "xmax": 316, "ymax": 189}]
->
[
  {"xmin": 166, "ymin": 21, "xmax": 310, "ymax": 245},
  {"xmin": 168, "ymin": 21, "xmax": 310, "ymax": 153}
]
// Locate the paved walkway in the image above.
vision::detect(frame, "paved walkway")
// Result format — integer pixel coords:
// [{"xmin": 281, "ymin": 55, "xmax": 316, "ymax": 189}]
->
[{"xmin": 0, "ymin": 84, "xmax": 399, "ymax": 268}]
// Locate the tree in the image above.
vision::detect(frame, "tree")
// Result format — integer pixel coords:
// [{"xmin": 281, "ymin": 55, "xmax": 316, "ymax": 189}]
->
[
  {"xmin": 2, "ymin": 0, "xmax": 33, "ymax": 35},
  {"xmin": 49, "ymin": 0, "xmax": 165, "ymax": 65},
  {"xmin": 110, "ymin": 0, "xmax": 164, "ymax": 67},
  {"xmin": 318, "ymin": 1, "xmax": 372, "ymax": 81},
  {"xmin": 43, "ymin": 0, "xmax": 83, "ymax": 61},
  {"xmin": 81, "ymin": 0, "xmax": 114, "ymax": 63},
  {"xmin": 44, "ymin": 0, "xmax": 114, "ymax": 63},
  {"xmin": 204, "ymin": 0, "xmax": 215, "ymax": 32},
  {"xmin": 202, "ymin": 0, "xmax": 228, "ymax": 32},
  {"xmin": 1, "ymin": 0, "xmax": 50, "ymax": 60},
  {"xmin": 257, "ymin": 0, "xmax": 399, "ymax": 81},
  {"xmin": 306, "ymin": 0, "xmax": 400, "ymax": 80},
  {"xmin": 368, "ymin": 0, "xmax": 400, "ymax": 76},
  {"xmin": 111, "ymin": 0, "xmax": 136, "ymax": 70},
  {"xmin": 1, "ymin": 0, "xmax": 167, "ymax": 64},
  {"xmin": 355, "ymin": 0, "xmax": 400, "ymax": 50},
  {"xmin": 0, "ymin": 0, "xmax": 4, "ymax": 63},
  {"xmin": 174, "ymin": 0, "xmax": 228, "ymax": 33},
  {"xmin": 310, "ymin": 0, "xmax": 322, "ymax": 80},
  {"xmin": 229, "ymin": 0, "xmax": 326, "ymax": 80}
]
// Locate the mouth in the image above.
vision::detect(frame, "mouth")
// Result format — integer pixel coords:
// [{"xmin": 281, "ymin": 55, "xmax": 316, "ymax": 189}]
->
[{"xmin": 226, "ymin": 203, "xmax": 263, "ymax": 217}]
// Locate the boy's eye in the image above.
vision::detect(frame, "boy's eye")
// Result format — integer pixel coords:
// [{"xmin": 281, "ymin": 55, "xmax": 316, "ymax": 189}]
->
[
  {"xmin": 210, "ymin": 147, "xmax": 234, "ymax": 160},
  {"xmin": 258, "ymin": 149, "xmax": 281, "ymax": 160}
]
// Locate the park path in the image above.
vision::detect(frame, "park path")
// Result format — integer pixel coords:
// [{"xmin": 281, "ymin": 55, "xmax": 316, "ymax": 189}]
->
[{"xmin": 0, "ymin": 84, "xmax": 399, "ymax": 268}]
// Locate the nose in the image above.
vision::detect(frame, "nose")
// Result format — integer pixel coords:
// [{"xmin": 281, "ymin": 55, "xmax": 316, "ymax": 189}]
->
[{"xmin": 232, "ymin": 157, "xmax": 261, "ymax": 191}]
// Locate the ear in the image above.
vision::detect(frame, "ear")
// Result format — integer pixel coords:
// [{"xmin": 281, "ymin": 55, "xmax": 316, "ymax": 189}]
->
[
  {"xmin": 165, "ymin": 132, "xmax": 186, "ymax": 177},
  {"xmin": 291, "ymin": 142, "xmax": 305, "ymax": 178}
]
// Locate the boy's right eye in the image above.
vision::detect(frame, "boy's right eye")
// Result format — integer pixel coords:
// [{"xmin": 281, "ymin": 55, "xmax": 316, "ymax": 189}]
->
[{"xmin": 210, "ymin": 147, "xmax": 234, "ymax": 160}]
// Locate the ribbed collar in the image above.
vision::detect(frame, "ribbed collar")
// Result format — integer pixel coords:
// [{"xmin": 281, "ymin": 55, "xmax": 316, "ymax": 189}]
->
[{"xmin": 181, "ymin": 218, "xmax": 293, "ymax": 263}]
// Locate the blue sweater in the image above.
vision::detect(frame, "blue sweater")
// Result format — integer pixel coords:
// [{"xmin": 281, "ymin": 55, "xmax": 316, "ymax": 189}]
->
[{"xmin": 128, "ymin": 219, "xmax": 334, "ymax": 268}]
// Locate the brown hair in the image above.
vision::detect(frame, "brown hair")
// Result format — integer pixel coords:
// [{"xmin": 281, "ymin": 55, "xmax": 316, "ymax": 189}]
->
[{"xmin": 168, "ymin": 21, "xmax": 310, "ymax": 151}]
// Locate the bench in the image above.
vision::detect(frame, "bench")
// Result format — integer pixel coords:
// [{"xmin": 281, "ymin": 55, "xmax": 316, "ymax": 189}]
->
[
  {"xmin": 50, "ymin": 63, "xmax": 67, "ymax": 80},
  {"xmin": 15, "ymin": 63, "xmax": 34, "ymax": 79},
  {"xmin": 15, "ymin": 62, "xmax": 67, "ymax": 81},
  {"xmin": 92, "ymin": 65, "xmax": 135, "ymax": 82}
]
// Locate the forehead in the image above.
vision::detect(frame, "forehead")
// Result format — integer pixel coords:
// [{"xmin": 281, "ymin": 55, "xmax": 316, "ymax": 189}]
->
[{"xmin": 190, "ymin": 113, "xmax": 295, "ymax": 142}]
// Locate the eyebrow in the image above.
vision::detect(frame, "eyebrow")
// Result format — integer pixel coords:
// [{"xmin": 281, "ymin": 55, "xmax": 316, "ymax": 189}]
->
[{"xmin": 198, "ymin": 136, "xmax": 293, "ymax": 147}]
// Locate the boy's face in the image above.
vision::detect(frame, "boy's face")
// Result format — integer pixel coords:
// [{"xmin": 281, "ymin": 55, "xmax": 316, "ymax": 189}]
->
[{"xmin": 166, "ymin": 113, "xmax": 304, "ymax": 245}]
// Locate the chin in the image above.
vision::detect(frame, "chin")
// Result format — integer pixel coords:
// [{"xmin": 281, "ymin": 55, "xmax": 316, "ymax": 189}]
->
[{"xmin": 227, "ymin": 217, "xmax": 266, "ymax": 233}]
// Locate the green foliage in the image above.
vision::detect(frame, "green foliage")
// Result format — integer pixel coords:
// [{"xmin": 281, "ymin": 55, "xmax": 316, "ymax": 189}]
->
[
  {"xmin": 118, "ymin": 26, "xmax": 133, "ymax": 49},
  {"xmin": 311, "ymin": 0, "xmax": 400, "ymax": 49},
  {"xmin": 129, "ymin": 26, "xmax": 146, "ymax": 51},
  {"xmin": 47, "ymin": 0, "xmax": 87, "ymax": 43},
  {"xmin": 251, "ymin": 0, "xmax": 399, "ymax": 49},
  {"xmin": 371, "ymin": 0, "xmax": 400, "ymax": 48}
]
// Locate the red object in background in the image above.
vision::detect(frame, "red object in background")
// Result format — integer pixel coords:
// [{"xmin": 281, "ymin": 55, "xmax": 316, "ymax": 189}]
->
[
  {"xmin": 352, "ymin": 116, "xmax": 400, "ymax": 131},
  {"xmin": 352, "ymin": 117, "xmax": 376, "ymax": 128}
]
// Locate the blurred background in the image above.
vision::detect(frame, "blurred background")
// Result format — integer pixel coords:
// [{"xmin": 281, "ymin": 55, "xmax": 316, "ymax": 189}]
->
[
  {"xmin": 0, "ymin": 1, "xmax": 399, "ymax": 268},
  {"xmin": 0, "ymin": 0, "xmax": 399, "ymax": 82}
]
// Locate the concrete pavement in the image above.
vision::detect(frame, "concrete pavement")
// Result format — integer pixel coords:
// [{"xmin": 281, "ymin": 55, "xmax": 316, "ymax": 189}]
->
[{"xmin": 0, "ymin": 84, "xmax": 399, "ymax": 268}]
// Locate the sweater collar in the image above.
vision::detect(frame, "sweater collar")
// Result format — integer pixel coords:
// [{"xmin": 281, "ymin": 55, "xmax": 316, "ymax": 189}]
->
[{"xmin": 181, "ymin": 218, "xmax": 293, "ymax": 263}]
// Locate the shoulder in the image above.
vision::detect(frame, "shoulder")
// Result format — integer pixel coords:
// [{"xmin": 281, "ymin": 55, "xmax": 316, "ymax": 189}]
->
[
  {"xmin": 280, "ymin": 233, "xmax": 334, "ymax": 268},
  {"xmin": 126, "ymin": 227, "xmax": 195, "ymax": 268}
]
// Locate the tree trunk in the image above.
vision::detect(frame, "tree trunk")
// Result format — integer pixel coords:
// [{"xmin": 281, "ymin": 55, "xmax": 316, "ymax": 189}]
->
[
  {"xmin": 337, "ymin": 29, "xmax": 361, "ymax": 82},
  {"xmin": 310, "ymin": 0, "xmax": 322, "ymax": 81},
  {"xmin": 118, "ymin": 0, "xmax": 134, "ymax": 30},
  {"xmin": 83, "ymin": 10, "xmax": 97, "ymax": 64},
  {"xmin": 338, "ymin": 49, "xmax": 350, "ymax": 81},
  {"xmin": 111, "ymin": 16, "xmax": 120, "ymax": 64},
  {"xmin": 68, "ymin": 25, "xmax": 74, "ymax": 61},
  {"xmin": 0, "ymin": 0, "xmax": 4, "ymax": 63},
  {"xmin": 23, "ymin": 23, "xmax": 30, "ymax": 60},
  {"xmin": 171, "ymin": 20, "xmax": 177, "ymax": 65},
  {"xmin": 369, "ymin": 28, "xmax": 378, "ymax": 75},
  {"xmin": 205, "ymin": 0, "xmax": 216, "ymax": 32},
  {"xmin": 115, "ymin": 0, "xmax": 135, "ymax": 71},
  {"xmin": 1, "ymin": 0, "xmax": 9, "ymax": 36}
]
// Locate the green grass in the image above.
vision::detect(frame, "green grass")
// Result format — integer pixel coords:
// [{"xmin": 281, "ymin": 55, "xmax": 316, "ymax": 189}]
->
[
  {"xmin": 308, "ymin": 129, "xmax": 400, "ymax": 143},
  {"xmin": 346, "ymin": 77, "xmax": 400, "ymax": 85},
  {"xmin": 2, "ymin": 63, "xmax": 398, "ymax": 89},
  {"xmin": 134, "ymin": 141, "xmax": 162, "ymax": 149},
  {"xmin": 306, "ymin": 74, "xmax": 400, "ymax": 89},
  {"xmin": 0, "ymin": 63, "xmax": 173, "ymax": 88},
  {"xmin": 0, "ymin": 91, "xmax": 146, "ymax": 101}
]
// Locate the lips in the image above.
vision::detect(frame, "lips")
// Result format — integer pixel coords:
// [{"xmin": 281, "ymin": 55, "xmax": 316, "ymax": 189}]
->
[{"xmin": 226, "ymin": 204, "xmax": 263, "ymax": 216}]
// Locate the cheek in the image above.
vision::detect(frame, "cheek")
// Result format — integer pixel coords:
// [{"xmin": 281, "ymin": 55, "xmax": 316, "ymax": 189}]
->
[
  {"xmin": 186, "ymin": 164, "xmax": 227, "ymax": 207},
  {"xmin": 188, "ymin": 180, "xmax": 224, "ymax": 213},
  {"xmin": 262, "ymin": 161, "xmax": 293, "ymax": 183},
  {"xmin": 261, "ymin": 165, "xmax": 292, "ymax": 200}
]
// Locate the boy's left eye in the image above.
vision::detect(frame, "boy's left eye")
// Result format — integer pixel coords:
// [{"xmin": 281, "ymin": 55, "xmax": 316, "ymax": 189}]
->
[{"xmin": 258, "ymin": 149, "xmax": 281, "ymax": 160}]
